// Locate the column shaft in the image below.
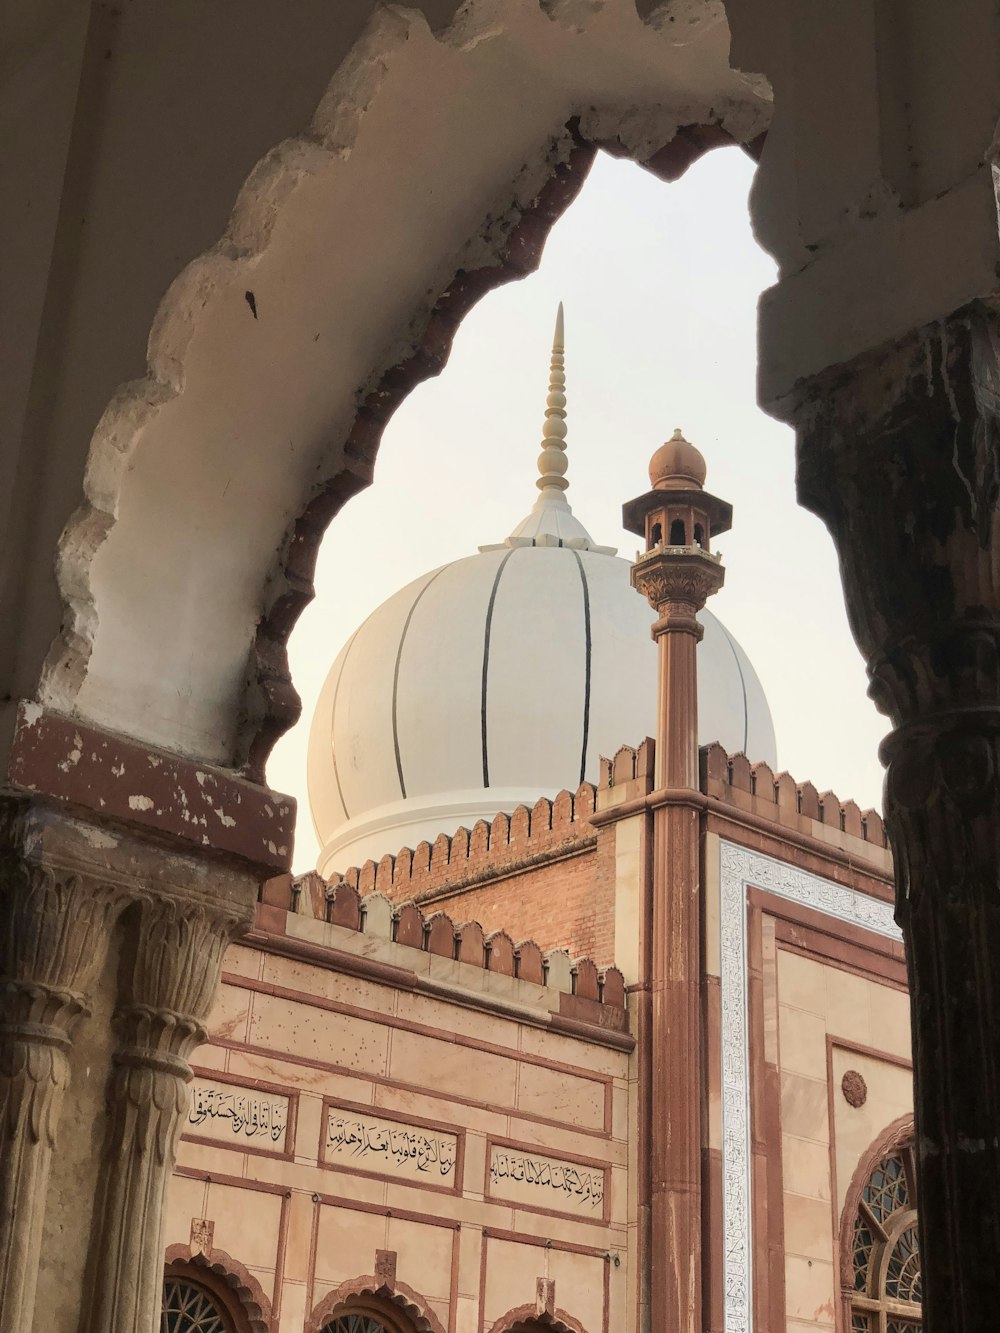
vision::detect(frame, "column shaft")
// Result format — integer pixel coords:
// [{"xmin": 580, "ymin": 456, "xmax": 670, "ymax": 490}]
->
[
  {"xmin": 648, "ymin": 600, "xmax": 707, "ymax": 1333},
  {"xmin": 650, "ymin": 798, "xmax": 702, "ymax": 1331},
  {"xmin": 83, "ymin": 895, "xmax": 240, "ymax": 1333},
  {"xmin": 655, "ymin": 608, "xmax": 701, "ymax": 792}
]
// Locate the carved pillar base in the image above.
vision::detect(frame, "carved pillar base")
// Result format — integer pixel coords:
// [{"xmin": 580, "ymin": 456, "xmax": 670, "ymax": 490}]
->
[
  {"xmin": 0, "ymin": 804, "xmax": 120, "ymax": 1332},
  {"xmin": 796, "ymin": 302, "xmax": 1000, "ymax": 1331},
  {"xmin": 83, "ymin": 892, "xmax": 251, "ymax": 1333}
]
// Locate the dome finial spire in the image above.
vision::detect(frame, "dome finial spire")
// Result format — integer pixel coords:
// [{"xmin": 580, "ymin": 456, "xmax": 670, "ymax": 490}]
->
[
  {"xmin": 535, "ymin": 301, "xmax": 570, "ymax": 507},
  {"xmin": 489, "ymin": 301, "xmax": 614, "ymax": 553}
]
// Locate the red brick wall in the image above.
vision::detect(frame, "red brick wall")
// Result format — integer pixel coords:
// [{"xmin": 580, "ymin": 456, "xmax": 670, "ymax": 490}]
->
[
  {"xmin": 421, "ymin": 842, "xmax": 614, "ymax": 963},
  {"xmin": 327, "ymin": 785, "xmax": 622, "ymax": 963}
]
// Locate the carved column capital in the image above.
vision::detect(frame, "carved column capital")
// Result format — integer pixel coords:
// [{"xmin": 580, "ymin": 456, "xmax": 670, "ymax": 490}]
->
[
  {"xmin": 117, "ymin": 891, "xmax": 245, "ymax": 1043},
  {"xmin": 797, "ymin": 303, "xmax": 1000, "ymax": 891},
  {"xmin": 797, "ymin": 302, "xmax": 1000, "ymax": 717},
  {"xmin": 794, "ymin": 300, "xmax": 1000, "ymax": 1330}
]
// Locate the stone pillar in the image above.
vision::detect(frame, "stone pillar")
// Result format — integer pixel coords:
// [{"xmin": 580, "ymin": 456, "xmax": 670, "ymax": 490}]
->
[
  {"xmin": 796, "ymin": 302, "xmax": 1000, "ymax": 1331},
  {"xmin": 0, "ymin": 809, "xmax": 120, "ymax": 1332},
  {"xmin": 82, "ymin": 892, "xmax": 247, "ymax": 1333}
]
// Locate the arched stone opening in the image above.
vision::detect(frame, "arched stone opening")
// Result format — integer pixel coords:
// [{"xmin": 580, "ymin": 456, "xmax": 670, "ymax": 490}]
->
[
  {"xmin": 162, "ymin": 1246, "xmax": 273, "ymax": 1333},
  {"xmin": 485, "ymin": 1304, "xmax": 590, "ymax": 1333},
  {"xmin": 39, "ymin": 1, "xmax": 770, "ymax": 776},
  {"xmin": 304, "ymin": 1274, "xmax": 447, "ymax": 1333},
  {"xmin": 838, "ymin": 1115, "xmax": 920, "ymax": 1332}
]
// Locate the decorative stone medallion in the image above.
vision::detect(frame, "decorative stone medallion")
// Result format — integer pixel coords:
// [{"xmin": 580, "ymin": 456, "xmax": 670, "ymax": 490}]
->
[{"xmin": 842, "ymin": 1069, "xmax": 868, "ymax": 1108}]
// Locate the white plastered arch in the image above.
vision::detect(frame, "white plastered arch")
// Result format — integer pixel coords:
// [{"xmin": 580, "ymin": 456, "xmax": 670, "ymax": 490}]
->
[{"xmin": 45, "ymin": 0, "xmax": 770, "ymax": 769}]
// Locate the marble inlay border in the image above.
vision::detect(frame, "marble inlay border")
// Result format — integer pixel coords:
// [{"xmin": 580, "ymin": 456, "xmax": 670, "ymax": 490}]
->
[{"xmin": 718, "ymin": 840, "xmax": 901, "ymax": 1333}]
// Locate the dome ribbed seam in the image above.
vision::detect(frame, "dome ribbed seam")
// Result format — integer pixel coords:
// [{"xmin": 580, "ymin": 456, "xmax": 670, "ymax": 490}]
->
[
  {"xmin": 391, "ymin": 564, "xmax": 450, "ymax": 799},
  {"xmin": 480, "ymin": 548, "xmax": 517, "ymax": 787},
  {"xmin": 570, "ymin": 549, "xmax": 593, "ymax": 786}
]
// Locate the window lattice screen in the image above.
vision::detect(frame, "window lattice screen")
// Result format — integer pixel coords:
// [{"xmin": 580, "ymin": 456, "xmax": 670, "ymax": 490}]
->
[{"xmin": 849, "ymin": 1144, "xmax": 922, "ymax": 1333}]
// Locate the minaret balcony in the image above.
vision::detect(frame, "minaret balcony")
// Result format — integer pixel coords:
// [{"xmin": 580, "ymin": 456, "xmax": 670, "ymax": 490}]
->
[{"xmin": 630, "ymin": 543, "xmax": 726, "ymax": 615}]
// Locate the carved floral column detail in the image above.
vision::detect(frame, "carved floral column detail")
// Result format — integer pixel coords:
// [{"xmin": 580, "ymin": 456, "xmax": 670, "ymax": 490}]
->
[
  {"xmin": 83, "ymin": 892, "xmax": 248, "ymax": 1333},
  {"xmin": 0, "ymin": 818, "xmax": 120, "ymax": 1332},
  {"xmin": 796, "ymin": 302, "xmax": 1000, "ymax": 1332}
]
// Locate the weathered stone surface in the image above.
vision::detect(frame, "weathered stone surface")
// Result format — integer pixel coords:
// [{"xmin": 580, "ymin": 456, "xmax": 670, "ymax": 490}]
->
[{"xmin": 9, "ymin": 705, "xmax": 295, "ymax": 875}]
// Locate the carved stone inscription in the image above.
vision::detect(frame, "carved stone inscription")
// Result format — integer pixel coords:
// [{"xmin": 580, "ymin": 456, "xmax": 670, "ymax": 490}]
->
[
  {"xmin": 488, "ymin": 1144, "xmax": 605, "ymax": 1213},
  {"xmin": 323, "ymin": 1107, "xmax": 458, "ymax": 1184},
  {"xmin": 186, "ymin": 1078, "xmax": 289, "ymax": 1147}
]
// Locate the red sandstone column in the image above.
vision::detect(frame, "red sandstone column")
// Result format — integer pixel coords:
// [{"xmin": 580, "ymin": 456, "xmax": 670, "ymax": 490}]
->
[{"xmin": 624, "ymin": 431, "xmax": 729, "ymax": 1331}]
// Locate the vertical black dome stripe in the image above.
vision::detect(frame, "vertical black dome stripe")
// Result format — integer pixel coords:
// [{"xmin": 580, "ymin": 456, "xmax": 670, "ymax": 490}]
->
[
  {"xmin": 570, "ymin": 549, "xmax": 593, "ymax": 785},
  {"xmin": 329, "ymin": 626, "xmax": 363, "ymax": 822},
  {"xmin": 392, "ymin": 565, "xmax": 450, "ymax": 799},
  {"xmin": 481, "ymin": 548, "xmax": 517, "ymax": 787},
  {"xmin": 718, "ymin": 619, "xmax": 750, "ymax": 752}
]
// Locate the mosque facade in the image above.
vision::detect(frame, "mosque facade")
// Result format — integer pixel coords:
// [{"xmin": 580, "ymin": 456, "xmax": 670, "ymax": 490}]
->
[{"xmin": 160, "ymin": 319, "xmax": 918, "ymax": 1333}]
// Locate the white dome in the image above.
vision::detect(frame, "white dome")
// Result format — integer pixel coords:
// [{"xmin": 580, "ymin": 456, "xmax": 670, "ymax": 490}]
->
[
  {"xmin": 307, "ymin": 542, "xmax": 777, "ymax": 875},
  {"xmin": 308, "ymin": 306, "xmax": 777, "ymax": 874}
]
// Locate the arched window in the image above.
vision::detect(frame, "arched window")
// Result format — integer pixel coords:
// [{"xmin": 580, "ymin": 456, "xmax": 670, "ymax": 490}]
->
[
  {"xmin": 669, "ymin": 518, "xmax": 686, "ymax": 545},
  {"xmin": 322, "ymin": 1317, "xmax": 397, "ymax": 1333},
  {"xmin": 486, "ymin": 1308, "xmax": 589, "ymax": 1333},
  {"xmin": 849, "ymin": 1140, "xmax": 922, "ymax": 1332},
  {"xmin": 306, "ymin": 1273, "xmax": 444, "ymax": 1333},
  {"xmin": 161, "ymin": 1255, "xmax": 267, "ymax": 1333},
  {"xmin": 161, "ymin": 1272, "xmax": 237, "ymax": 1333},
  {"xmin": 320, "ymin": 1305, "xmax": 412, "ymax": 1333}
]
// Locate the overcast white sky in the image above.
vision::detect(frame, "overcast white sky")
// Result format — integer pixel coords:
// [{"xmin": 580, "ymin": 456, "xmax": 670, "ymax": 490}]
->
[{"xmin": 267, "ymin": 147, "xmax": 888, "ymax": 871}]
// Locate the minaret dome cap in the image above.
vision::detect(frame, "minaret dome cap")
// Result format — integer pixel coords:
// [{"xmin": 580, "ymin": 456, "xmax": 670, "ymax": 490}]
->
[{"xmin": 649, "ymin": 428, "xmax": 708, "ymax": 492}]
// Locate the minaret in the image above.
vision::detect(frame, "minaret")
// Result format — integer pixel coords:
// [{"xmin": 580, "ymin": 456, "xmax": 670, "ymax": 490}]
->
[{"xmin": 622, "ymin": 430, "xmax": 732, "ymax": 1331}]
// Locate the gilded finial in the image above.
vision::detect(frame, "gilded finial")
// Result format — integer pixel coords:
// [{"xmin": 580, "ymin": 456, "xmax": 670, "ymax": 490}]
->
[{"xmin": 535, "ymin": 302, "xmax": 569, "ymax": 505}]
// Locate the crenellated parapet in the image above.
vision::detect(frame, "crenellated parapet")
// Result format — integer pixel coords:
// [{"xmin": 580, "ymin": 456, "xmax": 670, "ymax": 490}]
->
[
  {"xmin": 323, "ymin": 782, "xmax": 598, "ymax": 905},
  {"xmin": 699, "ymin": 742, "xmax": 888, "ymax": 849},
  {"xmin": 598, "ymin": 738, "xmax": 656, "ymax": 790},
  {"xmin": 259, "ymin": 873, "xmax": 626, "ymax": 1011},
  {"xmin": 591, "ymin": 737, "xmax": 889, "ymax": 865}
]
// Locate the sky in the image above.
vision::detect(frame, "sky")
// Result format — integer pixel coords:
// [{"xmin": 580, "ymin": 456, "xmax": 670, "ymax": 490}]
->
[{"xmin": 266, "ymin": 147, "xmax": 888, "ymax": 872}]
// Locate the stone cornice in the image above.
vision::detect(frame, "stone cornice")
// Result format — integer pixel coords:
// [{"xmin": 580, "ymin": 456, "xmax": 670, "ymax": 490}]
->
[{"xmin": 7, "ymin": 704, "xmax": 294, "ymax": 875}]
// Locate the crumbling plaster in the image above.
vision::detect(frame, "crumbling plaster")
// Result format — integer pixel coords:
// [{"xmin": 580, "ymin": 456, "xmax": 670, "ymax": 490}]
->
[{"xmin": 20, "ymin": 0, "xmax": 769, "ymax": 775}]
